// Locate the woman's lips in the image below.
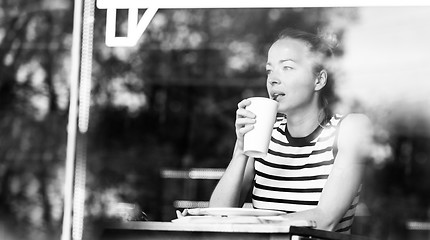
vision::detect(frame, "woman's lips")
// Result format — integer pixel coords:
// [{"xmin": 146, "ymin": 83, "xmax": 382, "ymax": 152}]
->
[{"xmin": 271, "ymin": 93, "xmax": 285, "ymax": 101}]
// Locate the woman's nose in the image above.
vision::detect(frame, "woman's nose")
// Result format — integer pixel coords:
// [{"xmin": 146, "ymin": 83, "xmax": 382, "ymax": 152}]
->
[{"xmin": 268, "ymin": 76, "xmax": 280, "ymax": 85}]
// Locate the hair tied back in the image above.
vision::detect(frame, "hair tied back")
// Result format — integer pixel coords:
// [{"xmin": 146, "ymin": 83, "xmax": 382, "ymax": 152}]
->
[{"xmin": 318, "ymin": 31, "xmax": 340, "ymax": 50}]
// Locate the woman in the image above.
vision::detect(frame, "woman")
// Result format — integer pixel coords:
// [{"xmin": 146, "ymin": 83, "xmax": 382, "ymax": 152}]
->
[{"xmin": 209, "ymin": 28, "xmax": 373, "ymax": 233}]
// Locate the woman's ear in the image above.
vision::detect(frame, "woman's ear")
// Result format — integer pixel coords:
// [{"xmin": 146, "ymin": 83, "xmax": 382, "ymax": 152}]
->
[{"xmin": 314, "ymin": 70, "xmax": 328, "ymax": 91}]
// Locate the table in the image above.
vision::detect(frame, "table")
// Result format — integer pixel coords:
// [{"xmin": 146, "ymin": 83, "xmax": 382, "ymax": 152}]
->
[{"xmin": 100, "ymin": 221, "xmax": 373, "ymax": 240}]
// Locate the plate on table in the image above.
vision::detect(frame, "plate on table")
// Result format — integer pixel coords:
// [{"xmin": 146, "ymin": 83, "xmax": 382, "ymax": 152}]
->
[{"xmin": 186, "ymin": 208, "xmax": 286, "ymax": 217}]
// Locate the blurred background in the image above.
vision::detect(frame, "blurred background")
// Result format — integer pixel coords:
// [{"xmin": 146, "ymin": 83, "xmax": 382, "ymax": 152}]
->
[{"xmin": 1, "ymin": 1, "xmax": 430, "ymax": 239}]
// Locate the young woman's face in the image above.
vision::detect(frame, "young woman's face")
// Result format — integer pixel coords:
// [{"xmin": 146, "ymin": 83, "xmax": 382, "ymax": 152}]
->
[{"xmin": 266, "ymin": 38, "xmax": 318, "ymax": 114}]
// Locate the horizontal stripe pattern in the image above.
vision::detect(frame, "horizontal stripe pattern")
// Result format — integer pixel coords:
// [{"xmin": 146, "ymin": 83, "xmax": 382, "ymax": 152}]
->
[
  {"xmin": 253, "ymin": 181, "xmax": 322, "ymax": 193},
  {"xmin": 267, "ymin": 146, "xmax": 333, "ymax": 159},
  {"xmin": 255, "ymin": 169, "xmax": 329, "ymax": 181},
  {"xmin": 252, "ymin": 114, "xmax": 359, "ymax": 233},
  {"xmin": 255, "ymin": 157, "xmax": 335, "ymax": 170}
]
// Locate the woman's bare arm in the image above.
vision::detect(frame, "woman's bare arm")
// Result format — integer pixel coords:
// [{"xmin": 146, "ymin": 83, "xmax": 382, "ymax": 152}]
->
[
  {"xmin": 279, "ymin": 114, "xmax": 373, "ymax": 230},
  {"xmin": 209, "ymin": 141, "xmax": 255, "ymax": 207},
  {"xmin": 209, "ymin": 99, "xmax": 257, "ymax": 207}
]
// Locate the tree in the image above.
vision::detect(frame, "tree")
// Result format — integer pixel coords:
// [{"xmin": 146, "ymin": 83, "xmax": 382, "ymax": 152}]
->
[{"xmin": 0, "ymin": 0, "xmax": 71, "ymax": 239}]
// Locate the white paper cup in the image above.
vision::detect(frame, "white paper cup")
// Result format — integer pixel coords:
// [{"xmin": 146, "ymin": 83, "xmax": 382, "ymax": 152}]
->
[{"xmin": 243, "ymin": 97, "xmax": 278, "ymax": 158}]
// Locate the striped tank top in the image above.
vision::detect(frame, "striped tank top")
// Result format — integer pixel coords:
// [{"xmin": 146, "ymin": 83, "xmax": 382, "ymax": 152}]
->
[{"xmin": 252, "ymin": 114, "xmax": 359, "ymax": 233}]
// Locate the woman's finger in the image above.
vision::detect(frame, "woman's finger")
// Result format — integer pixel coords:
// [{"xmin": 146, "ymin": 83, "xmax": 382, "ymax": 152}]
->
[
  {"xmin": 238, "ymin": 124, "xmax": 255, "ymax": 135},
  {"xmin": 236, "ymin": 108, "xmax": 256, "ymax": 119},
  {"xmin": 176, "ymin": 210, "xmax": 183, "ymax": 218},
  {"xmin": 237, "ymin": 99, "xmax": 251, "ymax": 109},
  {"xmin": 176, "ymin": 209, "xmax": 189, "ymax": 218},
  {"xmin": 235, "ymin": 117, "xmax": 256, "ymax": 127}
]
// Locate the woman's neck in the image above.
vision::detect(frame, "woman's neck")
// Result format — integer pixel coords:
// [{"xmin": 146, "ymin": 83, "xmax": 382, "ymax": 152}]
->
[{"xmin": 285, "ymin": 106, "xmax": 324, "ymax": 138}]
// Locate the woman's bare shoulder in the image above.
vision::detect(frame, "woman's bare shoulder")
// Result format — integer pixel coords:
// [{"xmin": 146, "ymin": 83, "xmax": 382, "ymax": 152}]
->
[
  {"xmin": 337, "ymin": 113, "xmax": 373, "ymax": 157},
  {"xmin": 340, "ymin": 113, "xmax": 372, "ymax": 131}
]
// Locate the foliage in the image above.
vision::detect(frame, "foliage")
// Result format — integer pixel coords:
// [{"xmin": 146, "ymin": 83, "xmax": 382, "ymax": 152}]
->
[{"xmin": 0, "ymin": 1, "xmax": 71, "ymax": 239}]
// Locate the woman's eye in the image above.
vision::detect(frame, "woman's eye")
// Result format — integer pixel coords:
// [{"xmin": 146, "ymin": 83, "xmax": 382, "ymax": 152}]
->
[
  {"xmin": 266, "ymin": 69, "xmax": 272, "ymax": 75},
  {"xmin": 283, "ymin": 66, "xmax": 293, "ymax": 70}
]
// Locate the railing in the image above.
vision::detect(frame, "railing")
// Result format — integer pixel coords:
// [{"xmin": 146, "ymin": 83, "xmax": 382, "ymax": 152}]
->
[{"xmin": 160, "ymin": 168, "xmax": 224, "ymax": 215}]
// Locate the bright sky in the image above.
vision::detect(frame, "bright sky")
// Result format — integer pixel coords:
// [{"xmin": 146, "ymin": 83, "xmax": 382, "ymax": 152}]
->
[{"xmin": 340, "ymin": 6, "xmax": 430, "ymax": 118}]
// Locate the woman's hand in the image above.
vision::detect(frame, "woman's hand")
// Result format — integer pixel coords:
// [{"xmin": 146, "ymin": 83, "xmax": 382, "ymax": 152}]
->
[{"xmin": 235, "ymin": 99, "xmax": 256, "ymax": 144}]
